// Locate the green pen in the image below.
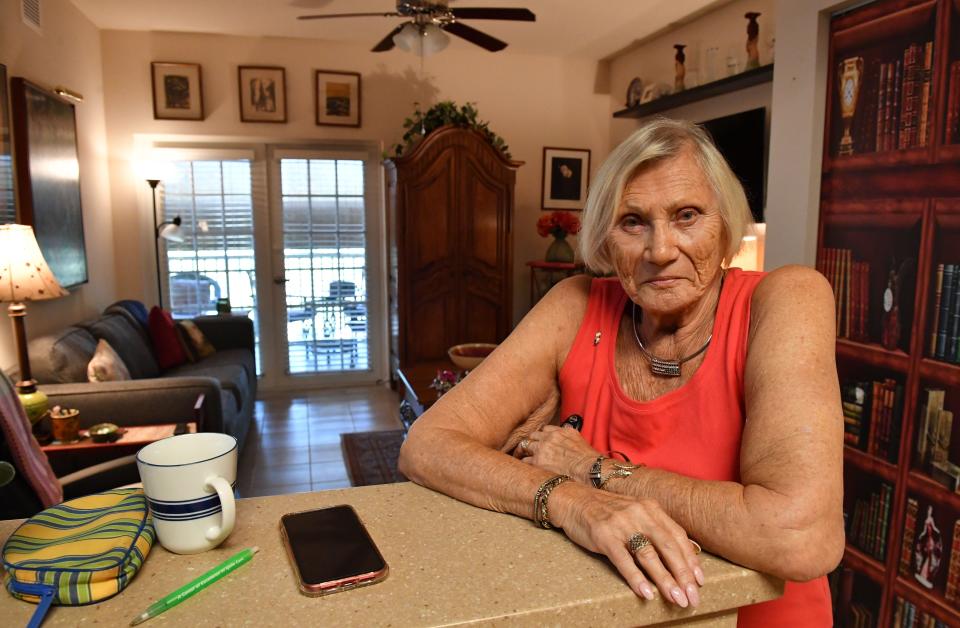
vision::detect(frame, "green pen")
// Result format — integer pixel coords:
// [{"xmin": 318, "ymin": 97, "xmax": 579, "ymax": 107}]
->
[{"xmin": 129, "ymin": 547, "xmax": 260, "ymax": 625}]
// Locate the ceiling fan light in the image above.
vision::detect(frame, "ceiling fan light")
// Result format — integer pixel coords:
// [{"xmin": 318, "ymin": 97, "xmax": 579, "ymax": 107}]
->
[
  {"xmin": 420, "ymin": 23, "xmax": 450, "ymax": 56},
  {"xmin": 393, "ymin": 22, "xmax": 419, "ymax": 52}
]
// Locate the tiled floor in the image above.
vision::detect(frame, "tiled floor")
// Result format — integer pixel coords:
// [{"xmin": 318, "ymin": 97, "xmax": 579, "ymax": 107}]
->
[{"xmin": 236, "ymin": 384, "xmax": 401, "ymax": 497}]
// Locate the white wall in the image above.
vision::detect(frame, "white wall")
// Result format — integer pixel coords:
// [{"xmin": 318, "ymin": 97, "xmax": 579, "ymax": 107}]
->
[
  {"xmin": 0, "ymin": 1, "xmax": 114, "ymax": 374},
  {"xmin": 765, "ymin": 0, "xmax": 861, "ymax": 270},
  {"xmin": 608, "ymin": 0, "xmax": 776, "ymax": 146},
  {"xmin": 98, "ymin": 30, "xmax": 610, "ymax": 329}
]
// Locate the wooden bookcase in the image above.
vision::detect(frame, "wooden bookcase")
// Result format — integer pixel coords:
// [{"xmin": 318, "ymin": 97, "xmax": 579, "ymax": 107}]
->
[{"xmin": 820, "ymin": 1, "xmax": 960, "ymax": 625}]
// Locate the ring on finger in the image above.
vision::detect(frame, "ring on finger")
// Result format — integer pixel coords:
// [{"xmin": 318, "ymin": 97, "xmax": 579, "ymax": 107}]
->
[
  {"xmin": 627, "ymin": 532, "xmax": 651, "ymax": 553},
  {"xmin": 689, "ymin": 539, "xmax": 702, "ymax": 555},
  {"xmin": 519, "ymin": 438, "xmax": 531, "ymax": 455}
]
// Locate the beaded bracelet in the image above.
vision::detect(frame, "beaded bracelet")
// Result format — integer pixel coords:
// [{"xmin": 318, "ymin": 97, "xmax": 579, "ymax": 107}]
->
[{"xmin": 533, "ymin": 474, "xmax": 571, "ymax": 529}]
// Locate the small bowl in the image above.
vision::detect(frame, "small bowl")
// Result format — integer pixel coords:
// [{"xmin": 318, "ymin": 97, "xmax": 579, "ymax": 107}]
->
[
  {"xmin": 448, "ymin": 343, "xmax": 498, "ymax": 370},
  {"xmin": 88, "ymin": 423, "xmax": 122, "ymax": 443}
]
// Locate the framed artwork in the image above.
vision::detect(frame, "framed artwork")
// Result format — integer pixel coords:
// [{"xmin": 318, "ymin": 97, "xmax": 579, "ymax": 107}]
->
[
  {"xmin": 0, "ymin": 64, "xmax": 15, "ymax": 224},
  {"xmin": 10, "ymin": 78, "xmax": 87, "ymax": 288},
  {"xmin": 314, "ymin": 70, "xmax": 361, "ymax": 127},
  {"xmin": 151, "ymin": 62, "xmax": 204, "ymax": 120},
  {"xmin": 541, "ymin": 147, "xmax": 591, "ymax": 210},
  {"xmin": 238, "ymin": 65, "xmax": 286, "ymax": 123}
]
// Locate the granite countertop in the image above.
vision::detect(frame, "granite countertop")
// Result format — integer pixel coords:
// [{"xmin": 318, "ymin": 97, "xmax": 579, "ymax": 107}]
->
[{"xmin": 0, "ymin": 482, "xmax": 782, "ymax": 626}]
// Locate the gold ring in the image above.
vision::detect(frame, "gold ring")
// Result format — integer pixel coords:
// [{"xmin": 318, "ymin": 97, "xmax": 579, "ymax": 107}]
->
[
  {"xmin": 627, "ymin": 532, "xmax": 651, "ymax": 553},
  {"xmin": 689, "ymin": 539, "xmax": 702, "ymax": 554},
  {"xmin": 519, "ymin": 438, "xmax": 531, "ymax": 455}
]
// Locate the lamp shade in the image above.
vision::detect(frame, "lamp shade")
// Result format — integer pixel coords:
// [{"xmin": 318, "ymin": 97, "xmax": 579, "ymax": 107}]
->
[
  {"xmin": 393, "ymin": 23, "xmax": 419, "ymax": 52},
  {"xmin": 158, "ymin": 221, "xmax": 184, "ymax": 243},
  {"xmin": 420, "ymin": 23, "xmax": 450, "ymax": 56},
  {"xmin": 0, "ymin": 224, "xmax": 68, "ymax": 303}
]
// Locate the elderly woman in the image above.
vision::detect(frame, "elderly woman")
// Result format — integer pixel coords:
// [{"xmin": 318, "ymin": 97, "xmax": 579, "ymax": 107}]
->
[{"xmin": 398, "ymin": 118, "xmax": 844, "ymax": 625}]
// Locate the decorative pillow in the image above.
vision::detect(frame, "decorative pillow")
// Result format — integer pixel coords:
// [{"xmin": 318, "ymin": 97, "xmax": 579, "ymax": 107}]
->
[
  {"xmin": 174, "ymin": 324, "xmax": 197, "ymax": 363},
  {"xmin": 86, "ymin": 339, "xmax": 131, "ymax": 383},
  {"xmin": 178, "ymin": 321, "xmax": 216, "ymax": 360},
  {"xmin": 147, "ymin": 307, "xmax": 188, "ymax": 369}
]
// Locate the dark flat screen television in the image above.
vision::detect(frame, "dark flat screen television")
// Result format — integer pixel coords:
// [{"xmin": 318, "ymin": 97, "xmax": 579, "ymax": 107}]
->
[{"xmin": 701, "ymin": 107, "xmax": 766, "ymax": 222}]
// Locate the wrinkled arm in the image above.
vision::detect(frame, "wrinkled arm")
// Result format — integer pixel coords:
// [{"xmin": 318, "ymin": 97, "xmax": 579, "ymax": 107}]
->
[{"xmin": 599, "ymin": 266, "xmax": 845, "ymax": 581}]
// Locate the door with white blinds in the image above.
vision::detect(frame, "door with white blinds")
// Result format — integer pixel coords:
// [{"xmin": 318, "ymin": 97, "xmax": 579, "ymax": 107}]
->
[
  {"xmin": 270, "ymin": 147, "xmax": 385, "ymax": 383},
  {"xmin": 160, "ymin": 154, "xmax": 261, "ymax": 370}
]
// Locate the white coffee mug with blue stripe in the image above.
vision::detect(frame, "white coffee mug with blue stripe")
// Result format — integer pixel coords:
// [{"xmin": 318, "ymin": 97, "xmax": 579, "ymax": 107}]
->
[{"xmin": 136, "ymin": 432, "xmax": 238, "ymax": 554}]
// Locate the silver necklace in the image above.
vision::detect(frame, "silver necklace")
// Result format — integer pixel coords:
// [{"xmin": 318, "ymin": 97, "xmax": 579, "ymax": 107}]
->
[{"xmin": 631, "ymin": 301, "xmax": 712, "ymax": 377}]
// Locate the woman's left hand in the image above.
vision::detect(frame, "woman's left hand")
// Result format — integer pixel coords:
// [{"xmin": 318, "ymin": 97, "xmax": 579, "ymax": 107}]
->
[{"xmin": 517, "ymin": 425, "xmax": 599, "ymax": 483}]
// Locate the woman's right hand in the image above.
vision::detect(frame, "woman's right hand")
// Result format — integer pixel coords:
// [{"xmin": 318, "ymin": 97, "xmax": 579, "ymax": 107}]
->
[{"xmin": 550, "ymin": 482, "xmax": 704, "ymax": 608}]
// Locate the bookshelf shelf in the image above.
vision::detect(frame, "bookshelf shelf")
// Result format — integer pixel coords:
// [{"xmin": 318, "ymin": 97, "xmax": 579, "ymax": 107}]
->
[
  {"xmin": 822, "ymin": 1, "xmax": 960, "ymax": 624},
  {"xmin": 837, "ymin": 338, "xmax": 910, "ymax": 372},
  {"xmin": 844, "ymin": 545, "xmax": 887, "ymax": 584},
  {"xmin": 893, "ymin": 576, "xmax": 960, "ymax": 625},
  {"xmin": 907, "ymin": 470, "xmax": 960, "ymax": 510},
  {"xmin": 845, "ymin": 444, "xmax": 899, "ymax": 481},
  {"xmin": 918, "ymin": 358, "xmax": 960, "ymax": 384}
]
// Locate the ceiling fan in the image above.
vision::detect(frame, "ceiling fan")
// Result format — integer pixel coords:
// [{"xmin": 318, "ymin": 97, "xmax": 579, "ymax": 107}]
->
[{"xmin": 297, "ymin": 0, "xmax": 536, "ymax": 54}]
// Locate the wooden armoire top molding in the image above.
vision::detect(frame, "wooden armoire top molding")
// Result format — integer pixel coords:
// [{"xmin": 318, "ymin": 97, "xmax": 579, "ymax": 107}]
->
[{"xmin": 385, "ymin": 125, "xmax": 524, "ymax": 172}]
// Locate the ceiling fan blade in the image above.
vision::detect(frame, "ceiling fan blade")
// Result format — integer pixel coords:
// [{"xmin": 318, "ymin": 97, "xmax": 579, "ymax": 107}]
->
[
  {"xmin": 450, "ymin": 8, "xmax": 536, "ymax": 21},
  {"xmin": 298, "ymin": 12, "xmax": 399, "ymax": 20},
  {"xmin": 444, "ymin": 21, "xmax": 508, "ymax": 52},
  {"xmin": 372, "ymin": 25, "xmax": 404, "ymax": 52}
]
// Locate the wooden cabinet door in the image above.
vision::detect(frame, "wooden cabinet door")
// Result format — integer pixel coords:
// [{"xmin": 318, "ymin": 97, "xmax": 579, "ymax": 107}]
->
[
  {"xmin": 400, "ymin": 146, "xmax": 459, "ymax": 364},
  {"xmin": 459, "ymin": 149, "xmax": 513, "ymax": 343}
]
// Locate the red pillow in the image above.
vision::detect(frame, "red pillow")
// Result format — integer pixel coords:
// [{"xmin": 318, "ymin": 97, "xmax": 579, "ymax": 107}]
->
[{"xmin": 148, "ymin": 306, "xmax": 188, "ymax": 369}]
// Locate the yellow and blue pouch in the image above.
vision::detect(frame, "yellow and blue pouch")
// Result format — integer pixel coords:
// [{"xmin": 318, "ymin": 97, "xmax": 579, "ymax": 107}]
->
[{"xmin": 2, "ymin": 488, "xmax": 155, "ymax": 627}]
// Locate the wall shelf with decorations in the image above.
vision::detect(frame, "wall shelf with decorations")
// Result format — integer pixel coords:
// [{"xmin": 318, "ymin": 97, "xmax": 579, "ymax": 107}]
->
[
  {"xmin": 821, "ymin": 1, "xmax": 960, "ymax": 626},
  {"xmin": 611, "ymin": 64, "xmax": 773, "ymax": 119}
]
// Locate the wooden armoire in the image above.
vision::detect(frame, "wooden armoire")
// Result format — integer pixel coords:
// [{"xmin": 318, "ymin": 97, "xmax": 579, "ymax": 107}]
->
[{"xmin": 385, "ymin": 125, "xmax": 521, "ymax": 383}]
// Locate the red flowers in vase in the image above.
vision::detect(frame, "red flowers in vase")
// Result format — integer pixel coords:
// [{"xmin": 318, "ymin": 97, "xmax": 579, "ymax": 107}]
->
[{"xmin": 536, "ymin": 211, "xmax": 581, "ymax": 239}]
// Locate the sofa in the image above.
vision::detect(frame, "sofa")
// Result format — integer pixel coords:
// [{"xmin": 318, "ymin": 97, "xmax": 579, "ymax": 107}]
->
[{"xmin": 27, "ymin": 302, "xmax": 256, "ymax": 451}]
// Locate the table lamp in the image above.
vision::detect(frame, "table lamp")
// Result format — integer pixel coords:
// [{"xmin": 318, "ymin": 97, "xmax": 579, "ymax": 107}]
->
[{"xmin": 0, "ymin": 224, "xmax": 68, "ymax": 423}]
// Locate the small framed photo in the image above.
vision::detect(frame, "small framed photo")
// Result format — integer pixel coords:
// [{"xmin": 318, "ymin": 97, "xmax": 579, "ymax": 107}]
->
[
  {"xmin": 238, "ymin": 66, "xmax": 286, "ymax": 123},
  {"xmin": 314, "ymin": 70, "xmax": 361, "ymax": 127},
  {"xmin": 151, "ymin": 62, "xmax": 204, "ymax": 120},
  {"xmin": 541, "ymin": 147, "xmax": 591, "ymax": 210}
]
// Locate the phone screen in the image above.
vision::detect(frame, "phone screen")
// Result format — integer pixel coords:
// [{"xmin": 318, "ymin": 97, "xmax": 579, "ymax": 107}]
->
[{"xmin": 280, "ymin": 505, "xmax": 387, "ymax": 591}]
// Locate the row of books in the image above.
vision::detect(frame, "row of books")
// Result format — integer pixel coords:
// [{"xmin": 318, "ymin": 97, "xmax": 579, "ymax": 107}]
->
[
  {"xmin": 848, "ymin": 602, "xmax": 875, "ymax": 627},
  {"xmin": 900, "ymin": 497, "xmax": 960, "ymax": 603},
  {"xmin": 849, "ymin": 481, "xmax": 893, "ymax": 561},
  {"xmin": 819, "ymin": 248, "xmax": 870, "ymax": 341},
  {"xmin": 946, "ymin": 61, "xmax": 960, "ymax": 145},
  {"xmin": 928, "ymin": 264, "xmax": 960, "ymax": 363},
  {"xmin": 846, "ymin": 40, "xmax": 934, "ymax": 155},
  {"xmin": 893, "ymin": 596, "xmax": 952, "ymax": 627},
  {"xmin": 843, "ymin": 379, "xmax": 903, "ymax": 462},
  {"xmin": 916, "ymin": 388, "xmax": 959, "ymax": 490}
]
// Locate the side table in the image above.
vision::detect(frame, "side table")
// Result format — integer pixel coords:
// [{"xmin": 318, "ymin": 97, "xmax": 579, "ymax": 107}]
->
[
  {"xmin": 41, "ymin": 422, "xmax": 197, "ymax": 476},
  {"xmin": 527, "ymin": 261, "xmax": 586, "ymax": 306}
]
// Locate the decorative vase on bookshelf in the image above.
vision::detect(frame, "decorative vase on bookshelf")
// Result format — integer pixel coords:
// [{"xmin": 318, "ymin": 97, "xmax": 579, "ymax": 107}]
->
[{"xmin": 838, "ymin": 56, "xmax": 864, "ymax": 156}]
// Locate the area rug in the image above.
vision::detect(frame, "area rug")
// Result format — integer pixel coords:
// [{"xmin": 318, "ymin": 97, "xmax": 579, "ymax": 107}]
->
[{"xmin": 340, "ymin": 429, "xmax": 407, "ymax": 487}]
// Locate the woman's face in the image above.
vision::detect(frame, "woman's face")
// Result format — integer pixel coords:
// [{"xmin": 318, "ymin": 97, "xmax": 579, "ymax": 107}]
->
[{"xmin": 606, "ymin": 148, "xmax": 727, "ymax": 319}]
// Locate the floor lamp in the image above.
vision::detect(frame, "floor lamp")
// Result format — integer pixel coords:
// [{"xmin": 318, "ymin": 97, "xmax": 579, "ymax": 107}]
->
[
  {"xmin": 148, "ymin": 178, "xmax": 184, "ymax": 309},
  {"xmin": 0, "ymin": 224, "xmax": 68, "ymax": 423}
]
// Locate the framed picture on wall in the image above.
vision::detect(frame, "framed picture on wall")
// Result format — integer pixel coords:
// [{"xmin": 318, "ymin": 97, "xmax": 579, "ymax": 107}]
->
[
  {"xmin": 314, "ymin": 70, "xmax": 361, "ymax": 127},
  {"xmin": 151, "ymin": 62, "xmax": 204, "ymax": 120},
  {"xmin": 10, "ymin": 77, "xmax": 87, "ymax": 288},
  {"xmin": 0, "ymin": 64, "xmax": 16, "ymax": 224},
  {"xmin": 238, "ymin": 65, "xmax": 286, "ymax": 123},
  {"xmin": 541, "ymin": 147, "xmax": 591, "ymax": 210}
]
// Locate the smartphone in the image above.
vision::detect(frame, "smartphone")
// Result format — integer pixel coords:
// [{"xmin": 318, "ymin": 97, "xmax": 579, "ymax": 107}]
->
[{"xmin": 279, "ymin": 505, "xmax": 389, "ymax": 596}]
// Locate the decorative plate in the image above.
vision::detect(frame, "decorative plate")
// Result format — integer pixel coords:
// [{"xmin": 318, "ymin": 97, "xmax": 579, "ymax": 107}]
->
[{"xmin": 626, "ymin": 78, "xmax": 644, "ymax": 108}]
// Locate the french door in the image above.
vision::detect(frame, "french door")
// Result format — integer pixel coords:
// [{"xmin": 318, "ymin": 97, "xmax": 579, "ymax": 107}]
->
[
  {"xmin": 268, "ymin": 146, "xmax": 386, "ymax": 386},
  {"xmin": 153, "ymin": 142, "xmax": 386, "ymax": 389}
]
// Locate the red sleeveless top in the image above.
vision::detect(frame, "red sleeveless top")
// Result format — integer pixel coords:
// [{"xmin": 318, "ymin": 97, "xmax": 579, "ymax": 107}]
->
[{"xmin": 558, "ymin": 268, "xmax": 832, "ymax": 626}]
